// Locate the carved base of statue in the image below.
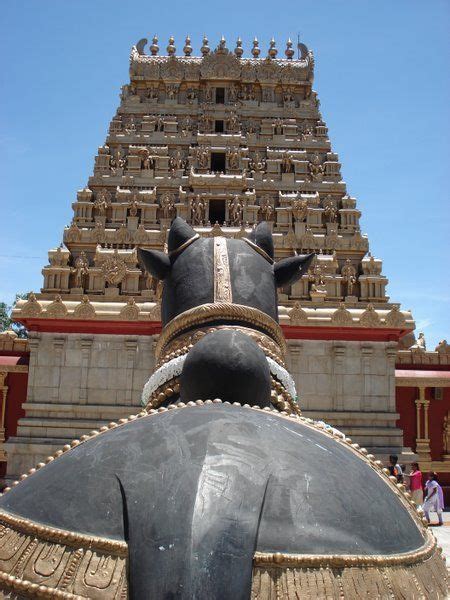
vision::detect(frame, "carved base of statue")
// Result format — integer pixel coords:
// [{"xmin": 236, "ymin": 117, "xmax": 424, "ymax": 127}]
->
[
  {"xmin": 94, "ymin": 216, "xmax": 107, "ymax": 227},
  {"xmin": 70, "ymin": 287, "xmax": 84, "ymax": 295},
  {"xmin": 104, "ymin": 286, "xmax": 120, "ymax": 298},
  {"xmin": 160, "ymin": 218, "xmax": 172, "ymax": 229},
  {"xmin": 344, "ymin": 295, "xmax": 358, "ymax": 304},
  {"xmin": 294, "ymin": 222, "xmax": 306, "ymax": 237},
  {"xmin": 310, "ymin": 285, "xmax": 327, "ymax": 301},
  {"xmin": 127, "ymin": 216, "xmax": 139, "ymax": 231},
  {"xmin": 281, "ymin": 172, "xmax": 295, "ymax": 183}
]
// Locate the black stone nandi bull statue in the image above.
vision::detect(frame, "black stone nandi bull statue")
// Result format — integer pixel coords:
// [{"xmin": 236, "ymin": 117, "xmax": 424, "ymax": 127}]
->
[{"xmin": 0, "ymin": 219, "xmax": 446, "ymax": 599}]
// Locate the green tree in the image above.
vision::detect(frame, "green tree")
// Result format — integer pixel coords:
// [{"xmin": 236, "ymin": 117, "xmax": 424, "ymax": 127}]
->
[
  {"xmin": 0, "ymin": 302, "xmax": 11, "ymax": 331},
  {"xmin": 0, "ymin": 293, "xmax": 30, "ymax": 338}
]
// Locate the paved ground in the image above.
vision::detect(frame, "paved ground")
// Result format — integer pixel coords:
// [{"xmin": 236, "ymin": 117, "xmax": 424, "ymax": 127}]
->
[{"xmin": 429, "ymin": 510, "xmax": 450, "ymax": 562}]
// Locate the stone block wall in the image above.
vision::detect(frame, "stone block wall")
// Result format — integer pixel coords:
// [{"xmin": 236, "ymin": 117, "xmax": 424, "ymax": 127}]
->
[
  {"xmin": 5, "ymin": 333, "xmax": 404, "ymax": 477},
  {"xmin": 289, "ymin": 339, "xmax": 403, "ymax": 453},
  {"xmin": 5, "ymin": 332, "xmax": 155, "ymax": 477}
]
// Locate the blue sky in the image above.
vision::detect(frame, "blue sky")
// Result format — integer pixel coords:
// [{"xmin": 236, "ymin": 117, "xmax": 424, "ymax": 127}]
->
[{"xmin": 1, "ymin": 0, "xmax": 449, "ymax": 348}]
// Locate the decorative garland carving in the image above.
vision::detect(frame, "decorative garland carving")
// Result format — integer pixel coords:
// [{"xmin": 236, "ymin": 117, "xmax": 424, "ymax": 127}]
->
[{"xmin": 155, "ymin": 302, "xmax": 287, "ymax": 359}]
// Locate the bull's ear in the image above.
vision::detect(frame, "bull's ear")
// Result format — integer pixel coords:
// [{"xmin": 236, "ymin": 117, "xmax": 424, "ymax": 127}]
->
[
  {"xmin": 249, "ymin": 221, "xmax": 274, "ymax": 260},
  {"xmin": 137, "ymin": 248, "xmax": 171, "ymax": 280},
  {"xmin": 274, "ymin": 253, "xmax": 315, "ymax": 287},
  {"xmin": 168, "ymin": 217, "xmax": 197, "ymax": 255}
]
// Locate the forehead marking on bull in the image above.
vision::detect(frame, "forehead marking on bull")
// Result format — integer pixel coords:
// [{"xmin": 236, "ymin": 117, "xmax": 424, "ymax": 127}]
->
[{"xmin": 214, "ymin": 237, "xmax": 233, "ymax": 303}]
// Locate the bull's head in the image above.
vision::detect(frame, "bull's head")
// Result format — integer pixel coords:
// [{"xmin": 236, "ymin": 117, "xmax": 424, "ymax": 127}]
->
[{"xmin": 138, "ymin": 218, "xmax": 314, "ymax": 326}]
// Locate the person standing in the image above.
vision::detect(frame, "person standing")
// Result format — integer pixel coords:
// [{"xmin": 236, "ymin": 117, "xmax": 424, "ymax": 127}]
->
[
  {"xmin": 423, "ymin": 472, "xmax": 444, "ymax": 526},
  {"xmin": 388, "ymin": 455, "xmax": 403, "ymax": 483},
  {"xmin": 406, "ymin": 462, "xmax": 423, "ymax": 506}
]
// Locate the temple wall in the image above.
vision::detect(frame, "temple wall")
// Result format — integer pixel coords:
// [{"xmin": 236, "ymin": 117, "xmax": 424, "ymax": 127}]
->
[
  {"xmin": 5, "ymin": 333, "xmax": 404, "ymax": 477},
  {"xmin": 288, "ymin": 339, "xmax": 403, "ymax": 453},
  {"xmin": 5, "ymin": 332, "xmax": 155, "ymax": 477}
]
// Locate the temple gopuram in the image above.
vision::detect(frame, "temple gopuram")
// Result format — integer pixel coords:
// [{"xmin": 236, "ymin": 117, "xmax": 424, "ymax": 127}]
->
[{"xmin": 1, "ymin": 35, "xmax": 449, "ymax": 482}]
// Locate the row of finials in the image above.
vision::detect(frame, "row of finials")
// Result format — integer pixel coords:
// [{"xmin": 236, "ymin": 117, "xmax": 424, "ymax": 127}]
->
[{"xmin": 137, "ymin": 35, "xmax": 307, "ymax": 60}]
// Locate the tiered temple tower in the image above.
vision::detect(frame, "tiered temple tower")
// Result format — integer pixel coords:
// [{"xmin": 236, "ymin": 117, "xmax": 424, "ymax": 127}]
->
[{"xmin": 8, "ymin": 35, "xmax": 415, "ymax": 476}]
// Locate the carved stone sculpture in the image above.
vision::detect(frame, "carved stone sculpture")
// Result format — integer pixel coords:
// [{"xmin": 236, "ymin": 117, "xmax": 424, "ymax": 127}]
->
[
  {"xmin": 190, "ymin": 195, "xmax": 205, "ymax": 225},
  {"xmin": 411, "ymin": 332, "xmax": 426, "ymax": 351},
  {"xmin": 292, "ymin": 198, "xmax": 308, "ymax": 222},
  {"xmin": 281, "ymin": 152, "xmax": 294, "ymax": 174},
  {"xmin": 308, "ymin": 153, "xmax": 324, "ymax": 181},
  {"xmin": 227, "ymin": 111, "xmax": 240, "ymax": 134},
  {"xmin": 249, "ymin": 152, "xmax": 266, "ymax": 175},
  {"xmin": 226, "ymin": 147, "xmax": 240, "ymax": 170},
  {"xmin": 72, "ymin": 251, "xmax": 89, "ymax": 289},
  {"xmin": 160, "ymin": 192, "xmax": 176, "ymax": 219},
  {"xmin": 258, "ymin": 196, "xmax": 273, "ymax": 221},
  {"xmin": 228, "ymin": 194, "xmax": 243, "ymax": 225},
  {"xmin": 94, "ymin": 189, "xmax": 111, "ymax": 215},
  {"xmin": 341, "ymin": 259, "xmax": 357, "ymax": 296},
  {"xmin": 195, "ymin": 145, "xmax": 210, "ymax": 169},
  {"xmin": 101, "ymin": 251, "xmax": 127, "ymax": 286}
]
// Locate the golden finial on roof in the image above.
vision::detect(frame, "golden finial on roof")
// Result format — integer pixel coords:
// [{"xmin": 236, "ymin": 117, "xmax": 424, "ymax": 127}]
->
[
  {"xmin": 183, "ymin": 35, "xmax": 192, "ymax": 56},
  {"xmin": 285, "ymin": 38, "xmax": 294, "ymax": 60},
  {"xmin": 201, "ymin": 35, "xmax": 210, "ymax": 56},
  {"xmin": 150, "ymin": 35, "xmax": 159, "ymax": 56},
  {"xmin": 251, "ymin": 37, "xmax": 260, "ymax": 58},
  {"xmin": 234, "ymin": 37, "xmax": 243, "ymax": 58},
  {"xmin": 167, "ymin": 36, "xmax": 176, "ymax": 56},
  {"xmin": 268, "ymin": 37, "xmax": 278, "ymax": 58}
]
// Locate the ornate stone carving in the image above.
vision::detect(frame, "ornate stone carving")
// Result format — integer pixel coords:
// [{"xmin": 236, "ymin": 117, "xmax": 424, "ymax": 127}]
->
[
  {"xmin": 148, "ymin": 302, "xmax": 162, "ymax": 321},
  {"xmin": 72, "ymin": 251, "xmax": 89, "ymax": 289},
  {"xmin": 249, "ymin": 152, "xmax": 266, "ymax": 175},
  {"xmin": 240, "ymin": 61, "xmax": 257, "ymax": 82},
  {"xmin": 65, "ymin": 221, "xmax": 82, "ymax": 243},
  {"xmin": 160, "ymin": 192, "xmax": 176, "ymax": 219},
  {"xmin": 341, "ymin": 259, "xmax": 357, "ymax": 296},
  {"xmin": 228, "ymin": 195, "xmax": 243, "ymax": 225},
  {"xmin": 91, "ymin": 221, "xmax": 106, "ymax": 244},
  {"xmin": 308, "ymin": 153, "xmax": 324, "ymax": 181},
  {"xmin": 359, "ymin": 304, "xmax": 381, "ymax": 327},
  {"xmin": 73, "ymin": 296, "xmax": 96, "ymax": 319},
  {"xmin": 20, "ymin": 293, "xmax": 42, "ymax": 317},
  {"xmin": 411, "ymin": 332, "xmax": 426, "ymax": 351},
  {"xmin": 301, "ymin": 228, "xmax": 316, "ymax": 249},
  {"xmin": 120, "ymin": 297, "xmax": 140, "ymax": 320},
  {"xmin": 190, "ymin": 195, "xmax": 206, "ymax": 225},
  {"xmin": 332, "ymin": 304, "xmax": 353, "ymax": 326},
  {"xmin": 160, "ymin": 56, "xmax": 184, "ymax": 80},
  {"xmin": 101, "ymin": 251, "xmax": 127, "ymax": 285},
  {"xmin": 258, "ymin": 196, "xmax": 273, "ymax": 221},
  {"xmin": 226, "ymin": 110, "xmax": 240, "ymax": 134},
  {"xmin": 94, "ymin": 188, "xmax": 111, "ymax": 215},
  {"xmin": 256, "ymin": 58, "xmax": 279, "ymax": 82},
  {"xmin": 290, "ymin": 302, "xmax": 308, "ymax": 325},
  {"xmin": 226, "ymin": 147, "xmax": 240, "ymax": 170},
  {"xmin": 134, "ymin": 224, "xmax": 149, "ymax": 244},
  {"xmin": 385, "ymin": 306, "xmax": 406, "ymax": 328},
  {"xmin": 195, "ymin": 145, "xmax": 210, "ymax": 168},
  {"xmin": 46, "ymin": 295, "xmax": 68, "ymax": 318},
  {"xmin": 436, "ymin": 340, "xmax": 450, "ymax": 354},
  {"xmin": 443, "ymin": 412, "xmax": 450, "ymax": 455},
  {"xmin": 200, "ymin": 48, "xmax": 241, "ymax": 79},
  {"xmin": 281, "ymin": 152, "xmax": 294, "ymax": 174},
  {"xmin": 292, "ymin": 199, "xmax": 308, "ymax": 222}
]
